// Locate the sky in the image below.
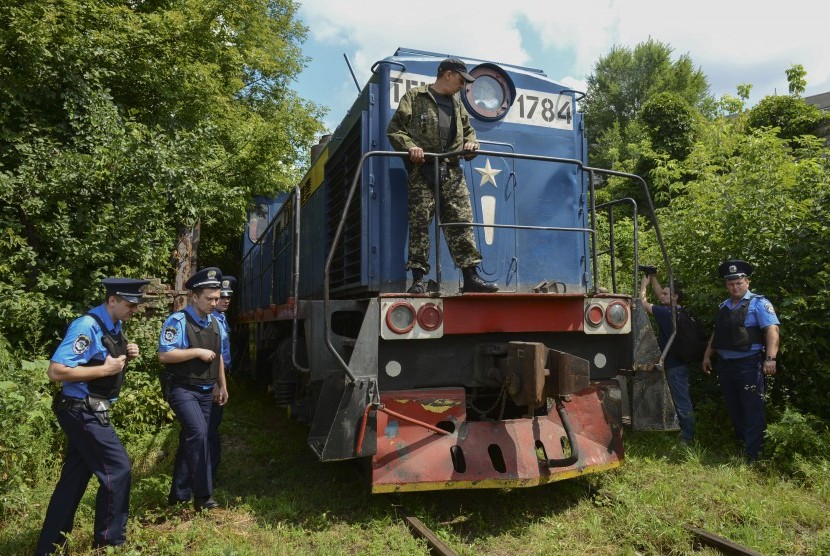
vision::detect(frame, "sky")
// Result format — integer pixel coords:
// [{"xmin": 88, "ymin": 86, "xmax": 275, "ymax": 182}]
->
[{"xmin": 293, "ymin": 0, "xmax": 829, "ymax": 133}]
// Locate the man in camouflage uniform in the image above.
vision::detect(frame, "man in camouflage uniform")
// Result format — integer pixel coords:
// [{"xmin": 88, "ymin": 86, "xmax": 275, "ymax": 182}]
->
[{"xmin": 387, "ymin": 58, "xmax": 497, "ymax": 293}]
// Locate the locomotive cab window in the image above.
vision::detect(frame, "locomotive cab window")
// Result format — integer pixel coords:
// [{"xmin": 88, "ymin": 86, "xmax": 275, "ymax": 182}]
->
[{"xmin": 463, "ymin": 64, "xmax": 515, "ymax": 121}]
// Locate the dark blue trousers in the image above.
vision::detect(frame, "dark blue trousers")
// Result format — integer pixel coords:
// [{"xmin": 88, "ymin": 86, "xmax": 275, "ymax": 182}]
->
[
  {"xmin": 208, "ymin": 402, "xmax": 224, "ymax": 479},
  {"xmin": 168, "ymin": 385, "xmax": 214, "ymax": 500},
  {"xmin": 36, "ymin": 406, "xmax": 131, "ymax": 555},
  {"xmin": 717, "ymin": 354, "xmax": 766, "ymax": 461}
]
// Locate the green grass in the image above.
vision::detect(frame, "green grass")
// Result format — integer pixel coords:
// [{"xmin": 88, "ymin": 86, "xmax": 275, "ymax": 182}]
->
[{"xmin": 2, "ymin": 383, "xmax": 829, "ymax": 555}]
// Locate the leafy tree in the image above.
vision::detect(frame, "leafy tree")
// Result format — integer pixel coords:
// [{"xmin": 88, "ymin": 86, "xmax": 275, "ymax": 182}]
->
[
  {"xmin": 0, "ymin": 0, "xmax": 324, "ymax": 351},
  {"xmin": 651, "ymin": 121, "xmax": 830, "ymax": 419},
  {"xmin": 746, "ymin": 95, "xmax": 828, "ymax": 141},
  {"xmin": 785, "ymin": 63, "xmax": 807, "ymax": 96},
  {"xmin": 583, "ymin": 38, "xmax": 712, "ymax": 171}
]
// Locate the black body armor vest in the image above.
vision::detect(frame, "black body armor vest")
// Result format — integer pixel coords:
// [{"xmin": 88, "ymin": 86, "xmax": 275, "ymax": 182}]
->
[
  {"xmin": 711, "ymin": 297, "xmax": 765, "ymax": 351},
  {"xmin": 165, "ymin": 311, "xmax": 221, "ymax": 386},
  {"xmin": 80, "ymin": 313, "xmax": 129, "ymax": 399}
]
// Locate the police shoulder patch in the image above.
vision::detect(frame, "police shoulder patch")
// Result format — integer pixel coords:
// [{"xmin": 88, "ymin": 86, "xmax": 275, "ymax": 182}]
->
[
  {"xmin": 163, "ymin": 326, "xmax": 178, "ymax": 342},
  {"xmin": 72, "ymin": 334, "xmax": 91, "ymax": 355},
  {"xmin": 764, "ymin": 302, "xmax": 776, "ymax": 315}
]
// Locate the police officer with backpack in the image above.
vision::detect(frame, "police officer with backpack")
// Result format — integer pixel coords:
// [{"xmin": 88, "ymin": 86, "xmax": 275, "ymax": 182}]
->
[
  {"xmin": 703, "ymin": 260, "xmax": 779, "ymax": 462},
  {"xmin": 158, "ymin": 267, "xmax": 228, "ymax": 511},
  {"xmin": 36, "ymin": 278, "xmax": 149, "ymax": 555},
  {"xmin": 639, "ymin": 266, "xmax": 696, "ymax": 444}
]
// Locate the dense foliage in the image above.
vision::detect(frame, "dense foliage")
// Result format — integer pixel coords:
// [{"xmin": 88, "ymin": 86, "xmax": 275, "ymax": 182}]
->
[
  {"xmin": 592, "ymin": 48, "xmax": 830, "ymax": 421},
  {"xmin": 583, "ymin": 38, "xmax": 713, "ymax": 172},
  {"xmin": 0, "ymin": 0, "xmax": 324, "ymax": 352}
]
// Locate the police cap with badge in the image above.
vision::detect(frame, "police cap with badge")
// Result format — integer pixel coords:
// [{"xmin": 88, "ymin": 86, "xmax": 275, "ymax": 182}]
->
[
  {"xmin": 220, "ymin": 275, "xmax": 236, "ymax": 298},
  {"xmin": 102, "ymin": 278, "xmax": 150, "ymax": 304},
  {"xmin": 185, "ymin": 267, "xmax": 223, "ymax": 290},
  {"xmin": 438, "ymin": 58, "xmax": 475, "ymax": 83},
  {"xmin": 718, "ymin": 259, "xmax": 754, "ymax": 280}
]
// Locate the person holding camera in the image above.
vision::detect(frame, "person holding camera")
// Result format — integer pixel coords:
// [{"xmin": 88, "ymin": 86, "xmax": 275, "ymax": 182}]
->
[
  {"xmin": 387, "ymin": 57, "xmax": 497, "ymax": 294},
  {"xmin": 639, "ymin": 265, "xmax": 696, "ymax": 445}
]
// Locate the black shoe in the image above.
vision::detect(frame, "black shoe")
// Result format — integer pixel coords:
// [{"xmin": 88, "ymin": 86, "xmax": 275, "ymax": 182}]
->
[
  {"xmin": 462, "ymin": 267, "xmax": 498, "ymax": 293},
  {"xmin": 407, "ymin": 269, "xmax": 426, "ymax": 294},
  {"xmin": 194, "ymin": 496, "xmax": 219, "ymax": 511},
  {"xmin": 167, "ymin": 494, "xmax": 190, "ymax": 506}
]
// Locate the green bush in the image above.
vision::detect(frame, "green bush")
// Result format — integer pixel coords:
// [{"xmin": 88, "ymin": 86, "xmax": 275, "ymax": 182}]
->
[
  {"xmin": 0, "ymin": 335, "xmax": 62, "ymax": 513},
  {"xmin": 111, "ymin": 310, "xmax": 175, "ymax": 438},
  {"xmin": 766, "ymin": 406, "xmax": 830, "ymax": 477}
]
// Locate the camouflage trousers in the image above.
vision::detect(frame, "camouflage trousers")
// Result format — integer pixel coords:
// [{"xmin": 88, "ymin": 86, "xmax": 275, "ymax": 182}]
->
[{"xmin": 406, "ymin": 163, "xmax": 482, "ymax": 273}]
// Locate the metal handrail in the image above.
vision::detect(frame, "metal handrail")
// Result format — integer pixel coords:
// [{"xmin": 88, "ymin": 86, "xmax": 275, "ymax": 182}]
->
[{"xmin": 321, "ymin": 147, "xmax": 672, "ymax": 381}]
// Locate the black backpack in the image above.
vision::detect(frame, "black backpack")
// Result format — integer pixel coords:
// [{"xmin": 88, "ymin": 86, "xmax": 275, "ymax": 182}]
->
[{"xmin": 669, "ymin": 309, "xmax": 709, "ymax": 364}]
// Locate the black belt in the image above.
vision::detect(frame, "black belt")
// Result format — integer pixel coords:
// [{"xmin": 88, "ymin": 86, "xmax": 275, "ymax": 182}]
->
[
  {"xmin": 722, "ymin": 352, "xmax": 761, "ymax": 361},
  {"xmin": 171, "ymin": 382, "xmax": 215, "ymax": 392},
  {"xmin": 54, "ymin": 396, "xmax": 86, "ymax": 411}
]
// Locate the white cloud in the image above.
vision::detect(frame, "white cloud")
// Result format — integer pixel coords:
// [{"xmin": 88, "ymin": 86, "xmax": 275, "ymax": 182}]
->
[{"xmin": 299, "ymin": 0, "xmax": 829, "ymax": 125}]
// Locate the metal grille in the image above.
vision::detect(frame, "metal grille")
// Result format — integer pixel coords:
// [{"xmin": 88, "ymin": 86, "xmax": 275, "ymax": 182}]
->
[{"xmin": 326, "ymin": 123, "xmax": 363, "ymax": 290}]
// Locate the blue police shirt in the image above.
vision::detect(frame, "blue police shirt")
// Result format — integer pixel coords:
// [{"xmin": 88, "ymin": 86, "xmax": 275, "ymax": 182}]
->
[
  {"xmin": 715, "ymin": 290, "xmax": 779, "ymax": 360},
  {"xmin": 650, "ymin": 305, "xmax": 685, "ymax": 369},
  {"xmin": 51, "ymin": 304, "xmax": 121, "ymax": 399},
  {"xmin": 212, "ymin": 310, "xmax": 231, "ymax": 370},
  {"xmin": 158, "ymin": 305, "xmax": 228, "ymax": 353}
]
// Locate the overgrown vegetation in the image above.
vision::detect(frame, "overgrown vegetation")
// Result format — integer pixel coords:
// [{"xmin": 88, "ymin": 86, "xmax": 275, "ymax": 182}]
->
[
  {"xmin": 2, "ymin": 384, "xmax": 827, "ymax": 555},
  {"xmin": 0, "ymin": 0, "xmax": 324, "ymax": 353},
  {"xmin": 587, "ymin": 45, "xmax": 830, "ymax": 424}
]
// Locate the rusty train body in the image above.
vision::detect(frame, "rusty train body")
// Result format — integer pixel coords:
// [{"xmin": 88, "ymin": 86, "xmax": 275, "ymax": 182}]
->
[{"xmin": 236, "ymin": 48, "xmax": 669, "ymax": 493}]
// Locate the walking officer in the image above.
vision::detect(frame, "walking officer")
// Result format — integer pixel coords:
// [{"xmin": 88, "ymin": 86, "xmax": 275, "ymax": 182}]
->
[
  {"xmin": 702, "ymin": 260, "xmax": 780, "ymax": 462},
  {"xmin": 208, "ymin": 274, "xmax": 235, "ymax": 481},
  {"xmin": 158, "ymin": 267, "xmax": 228, "ymax": 510},
  {"xmin": 36, "ymin": 278, "xmax": 149, "ymax": 555}
]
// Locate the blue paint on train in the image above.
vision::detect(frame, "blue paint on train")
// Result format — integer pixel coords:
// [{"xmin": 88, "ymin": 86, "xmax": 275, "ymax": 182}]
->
[{"xmin": 241, "ymin": 47, "xmax": 592, "ymax": 314}]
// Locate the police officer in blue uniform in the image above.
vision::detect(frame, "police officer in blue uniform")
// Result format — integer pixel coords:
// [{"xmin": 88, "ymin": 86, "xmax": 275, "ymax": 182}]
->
[
  {"xmin": 703, "ymin": 260, "xmax": 780, "ymax": 462},
  {"xmin": 36, "ymin": 278, "xmax": 149, "ymax": 555},
  {"xmin": 208, "ymin": 275, "xmax": 235, "ymax": 481},
  {"xmin": 158, "ymin": 267, "xmax": 228, "ymax": 511}
]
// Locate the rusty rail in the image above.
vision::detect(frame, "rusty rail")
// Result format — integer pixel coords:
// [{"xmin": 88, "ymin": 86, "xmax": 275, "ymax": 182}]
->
[{"xmin": 398, "ymin": 507, "xmax": 458, "ymax": 556}]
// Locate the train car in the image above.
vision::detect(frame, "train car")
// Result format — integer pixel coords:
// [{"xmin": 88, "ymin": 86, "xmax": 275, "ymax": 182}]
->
[{"xmin": 237, "ymin": 48, "xmax": 671, "ymax": 493}]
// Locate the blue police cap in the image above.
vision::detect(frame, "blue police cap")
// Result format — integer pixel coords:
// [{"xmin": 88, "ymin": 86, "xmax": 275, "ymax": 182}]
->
[
  {"xmin": 185, "ymin": 267, "xmax": 222, "ymax": 290},
  {"xmin": 102, "ymin": 278, "xmax": 150, "ymax": 304},
  {"xmin": 437, "ymin": 58, "xmax": 474, "ymax": 82},
  {"xmin": 220, "ymin": 275, "xmax": 236, "ymax": 297},
  {"xmin": 718, "ymin": 259, "xmax": 754, "ymax": 280}
]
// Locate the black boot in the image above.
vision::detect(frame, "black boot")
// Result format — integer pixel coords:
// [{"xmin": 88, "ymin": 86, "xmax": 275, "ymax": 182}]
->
[
  {"xmin": 194, "ymin": 496, "xmax": 219, "ymax": 511},
  {"xmin": 407, "ymin": 269, "xmax": 426, "ymax": 294},
  {"xmin": 462, "ymin": 267, "xmax": 498, "ymax": 293}
]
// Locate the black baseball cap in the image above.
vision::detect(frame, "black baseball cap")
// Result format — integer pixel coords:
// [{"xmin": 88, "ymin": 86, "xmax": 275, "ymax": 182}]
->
[{"xmin": 438, "ymin": 58, "xmax": 474, "ymax": 82}]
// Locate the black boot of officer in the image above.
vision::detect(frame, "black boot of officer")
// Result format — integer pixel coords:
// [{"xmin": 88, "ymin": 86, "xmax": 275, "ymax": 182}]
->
[{"xmin": 462, "ymin": 266, "xmax": 498, "ymax": 293}]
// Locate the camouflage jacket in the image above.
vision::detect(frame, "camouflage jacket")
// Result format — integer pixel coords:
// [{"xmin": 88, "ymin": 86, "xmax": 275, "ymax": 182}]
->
[{"xmin": 387, "ymin": 84, "xmax": 477, "ymax": 164}]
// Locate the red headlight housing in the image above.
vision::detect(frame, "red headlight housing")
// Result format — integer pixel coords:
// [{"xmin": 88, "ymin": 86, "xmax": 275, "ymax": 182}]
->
[
  {"xmin": 385, "ymin": 302, "xmax": 416, "ymax": 334},
  {"xmin": 605, "ymin": 301, "xmax": 629, "ymax": 329},
  {"xmin": 416, "ymin": 303, "xmax": 443, "ymax": 331},
  {"xmin": 585, "ymin": 303, "xmax": 604, "ymax": 327}
]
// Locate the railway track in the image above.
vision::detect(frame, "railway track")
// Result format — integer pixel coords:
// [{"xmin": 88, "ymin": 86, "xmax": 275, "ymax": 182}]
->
[{"xmin": 397, "ymin": 506, "xmax": 459, "ymax": 556}]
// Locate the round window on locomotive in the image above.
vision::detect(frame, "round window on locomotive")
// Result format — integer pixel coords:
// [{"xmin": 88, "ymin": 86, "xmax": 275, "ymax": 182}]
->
[{"xmin": 463, "ymin": 65, "xmax": 515, "ymax": 121}]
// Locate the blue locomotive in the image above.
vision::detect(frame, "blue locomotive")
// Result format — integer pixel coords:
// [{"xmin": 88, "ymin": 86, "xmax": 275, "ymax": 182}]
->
[{"xmin": 237, "ymin": 48, "xmax": 670, "ymax": 492}]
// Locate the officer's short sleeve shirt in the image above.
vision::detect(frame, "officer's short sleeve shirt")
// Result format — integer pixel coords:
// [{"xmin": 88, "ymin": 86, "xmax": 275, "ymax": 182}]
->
[{"xmin": 51, "ymin": 304, "xmax": 118, "ymax": 398}]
